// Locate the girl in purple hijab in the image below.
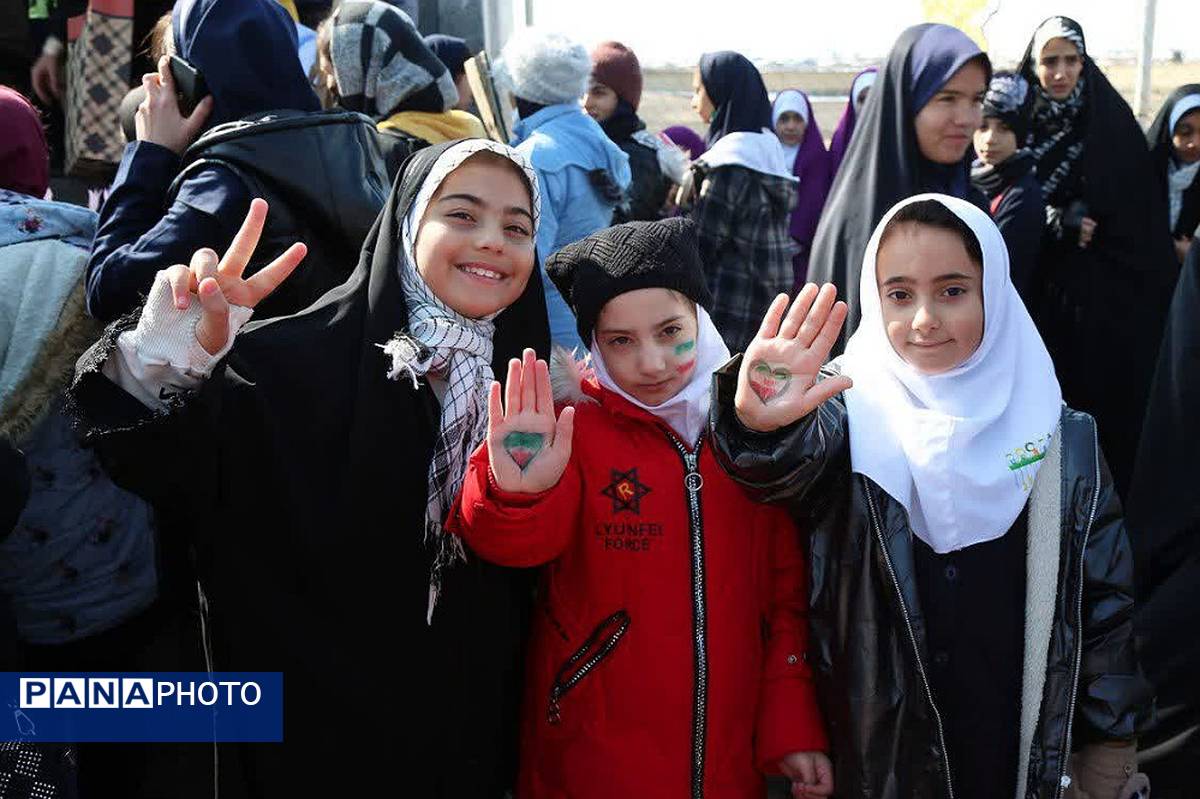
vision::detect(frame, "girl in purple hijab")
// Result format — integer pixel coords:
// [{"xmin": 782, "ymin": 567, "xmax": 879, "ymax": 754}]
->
[
  {"xmin": 772, "ymin": 89, "xmax": 832, "ymax": 286},
  {"xmin": 828, "ymin": 67, "xmax": 877, "ymax": 176}
]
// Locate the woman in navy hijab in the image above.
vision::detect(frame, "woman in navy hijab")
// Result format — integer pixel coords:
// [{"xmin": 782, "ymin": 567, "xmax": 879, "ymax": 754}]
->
[{"xmin": 807, "ymin": 24, "xmax": 990, "ymax": 347}]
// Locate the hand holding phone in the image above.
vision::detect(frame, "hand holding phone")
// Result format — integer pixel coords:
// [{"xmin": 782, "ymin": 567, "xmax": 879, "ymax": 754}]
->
[
  {"xmin": 136, "ymin": 55, "xmax": 213, "ymax": 155},
  {"xmin": 168, "ymin": 54, "xmax": 208, "ymax": 117}
]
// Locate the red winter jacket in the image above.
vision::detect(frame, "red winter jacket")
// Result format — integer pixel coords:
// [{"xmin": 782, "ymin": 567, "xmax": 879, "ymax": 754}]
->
[{"xmin": 447, "ymin": 380, "xmax": 827, "ymax": 799}]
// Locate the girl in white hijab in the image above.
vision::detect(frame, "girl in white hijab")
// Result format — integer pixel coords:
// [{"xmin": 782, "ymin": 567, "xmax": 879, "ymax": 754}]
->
[{"xmin": 714, "ymin": 193, "xmax": 1151, "ymax": 799}]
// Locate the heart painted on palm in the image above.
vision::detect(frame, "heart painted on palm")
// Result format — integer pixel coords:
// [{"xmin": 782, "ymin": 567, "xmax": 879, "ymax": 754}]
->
[
  {"xmin": 749, "ymin": 360, "xmax": 792, "ymax": 404},
  {"xmin": 503, "ymin": 431, "xmax": 545, "ymax": 471}
]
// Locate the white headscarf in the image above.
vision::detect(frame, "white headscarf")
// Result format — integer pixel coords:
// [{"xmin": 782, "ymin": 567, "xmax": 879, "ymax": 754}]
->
[
  {"xmin": 697, "ymin": 130, "xmax": 799, "ymax": 182},
  {"xmin": 851, "ymin": 71, "xmax": 877, "ymax": 111},
  {"xmin": 772, "ymin": 89, "xmax": 810, "ymax": 128},
  {"xmin": 1168, "ymin": 93, "xmax": 1200, "ymax": 134},
  {"xmin": 589, "ymin": 305, "xmax": 730, "ymax": 446},
  {"xmin": 772, "ymin": 89, "xmax": 809, "ymax": 167},
  {"xmin": 381, "ymin": 139, "xmax": 541, "ymax": 619},
  {"xmin": 834, "ymin": 193, "xmax": 1063, "ymax": 554},
  {"xmin": 1167, "ymin": 94, "xmax": 1200, "ymax": 230}
]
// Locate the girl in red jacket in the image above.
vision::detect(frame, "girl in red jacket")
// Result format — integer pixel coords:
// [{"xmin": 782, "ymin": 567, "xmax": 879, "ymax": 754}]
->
[{"xmin": 447, "ymin": 216, "xmax": 831, "ymax": 799}]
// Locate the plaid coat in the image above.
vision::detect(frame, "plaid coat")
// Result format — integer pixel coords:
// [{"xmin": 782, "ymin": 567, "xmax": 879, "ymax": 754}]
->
[{"xmin": 691, "ymin": 164, "xmax": 797, "ymax": 352}]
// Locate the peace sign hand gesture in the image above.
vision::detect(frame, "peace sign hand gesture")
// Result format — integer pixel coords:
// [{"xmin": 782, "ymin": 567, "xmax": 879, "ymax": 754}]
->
[
  {"xmin": 734, "ymin": 283, "xmax": 853, "ymax": 433},
  {"xmin": 487, "ymin": 349, "xmax": 577, "ymax": 494},
  {"xmin": 161, "ymin": 198, "xmax": 307, "ymax": 355}
]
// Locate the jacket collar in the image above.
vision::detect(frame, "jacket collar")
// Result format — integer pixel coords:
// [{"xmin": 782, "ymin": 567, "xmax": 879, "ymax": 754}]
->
[{"xmin": 511, "ymin": 103, "xmax": 589, "ymax": 143}]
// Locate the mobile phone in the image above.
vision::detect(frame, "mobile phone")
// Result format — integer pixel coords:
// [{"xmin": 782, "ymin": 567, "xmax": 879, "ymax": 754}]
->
[{"xmin": 168, "ymin": 54, "xmax": 208, "ymax": 117}]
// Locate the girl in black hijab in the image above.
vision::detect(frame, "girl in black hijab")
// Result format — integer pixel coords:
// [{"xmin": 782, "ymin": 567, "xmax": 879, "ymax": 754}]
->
[
  {"xmin": 1147, "ymin": 84, "xmax": 1200, "ymax": 265},
  {"xmin": 67, "ymin": 140, "xmax": 550, "ymax": 799},
  {"xmin": 1019, "ymin": 16, "xmax": 1178, "ymax": 499},
  {"xmin": 807, "ymin": 23, "xmax": 990, "ymax": 346}
]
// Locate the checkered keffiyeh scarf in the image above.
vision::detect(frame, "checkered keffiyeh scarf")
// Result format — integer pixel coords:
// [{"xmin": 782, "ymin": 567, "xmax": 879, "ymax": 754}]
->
[
  {"xmin": 331, "ymin": 0, "xmax": 458, "ymax": 118},
  {"xmin": 381, "ymin": 140, "xmax": 541, "ymax": 620}
]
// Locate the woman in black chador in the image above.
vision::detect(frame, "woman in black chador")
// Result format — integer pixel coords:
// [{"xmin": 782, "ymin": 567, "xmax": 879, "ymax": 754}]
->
[{"xmin": 1018, "ymin": 16, "xmax": 1177, "ymax": 498}]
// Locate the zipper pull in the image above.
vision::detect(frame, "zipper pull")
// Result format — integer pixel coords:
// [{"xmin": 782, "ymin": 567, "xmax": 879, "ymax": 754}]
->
[
  {"xmin": 683, "ymin": 452, "xmax": 703, "ymax": 493},
  {"xmin": 548, "ymin": 693, "xmax": 562, "ymax": 725}
]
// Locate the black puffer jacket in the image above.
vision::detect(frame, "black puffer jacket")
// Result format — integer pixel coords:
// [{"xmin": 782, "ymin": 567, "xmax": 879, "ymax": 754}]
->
[{"xmin": 709, "ymin": 357, "xmax": 1152, "ymax": 799}]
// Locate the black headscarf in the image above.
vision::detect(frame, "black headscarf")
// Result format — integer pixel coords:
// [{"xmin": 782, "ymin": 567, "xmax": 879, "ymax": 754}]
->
[
  {"xmin": 1018, "ymin": 16, "xmax": 1178, "ymax": 497},
  {"xmin": 425, "ymin": 33, "xmax": 472, "ymax": 79},
  {"xmin": 1147, "ymin": 84, "xmax": 1200, "ymax": 238},
  {"xmin": 699, "ymin": 51, "xmax": 771, "ymax": 147},
  {"xmin": 807, "ymin": 23, "xmax": 989, "ymax": 346}
]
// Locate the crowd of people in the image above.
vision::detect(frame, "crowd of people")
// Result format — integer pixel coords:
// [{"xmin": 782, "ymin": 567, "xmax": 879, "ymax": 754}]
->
[{"xmin": 2, "ymin": 0, "xmax": 1199, "ymax": 797}]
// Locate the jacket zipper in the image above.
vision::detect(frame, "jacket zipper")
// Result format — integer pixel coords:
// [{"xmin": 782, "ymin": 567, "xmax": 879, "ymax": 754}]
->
[
  {"xmin": 547, "ymin": 610, "xmax": 631, "ymax": 725},
  {"xmin": 1053, "ymin": 422, "xmax": 1102, "ymax": 799},
  {"xmin": 666, "ymin": 434, "xmax": 708, "ymax": 799},
  {"xmin": 863, "ymin": 482, "xmax": 955, "ymax": 799}
]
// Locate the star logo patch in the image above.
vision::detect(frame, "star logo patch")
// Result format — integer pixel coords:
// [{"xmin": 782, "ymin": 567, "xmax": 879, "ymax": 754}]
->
[{"xmin": 600, "ymin": 468, "xmax": 652, "ymax": 514}]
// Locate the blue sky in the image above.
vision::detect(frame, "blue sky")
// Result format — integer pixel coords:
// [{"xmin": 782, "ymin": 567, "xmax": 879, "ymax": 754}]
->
[{"xmin": 532, "ymin": 0, "xmax": 1194, "ymax": 67}]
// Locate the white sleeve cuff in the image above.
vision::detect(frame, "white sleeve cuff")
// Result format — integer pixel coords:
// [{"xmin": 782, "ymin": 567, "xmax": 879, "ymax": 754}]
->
[{"xmin": 101, "ymin": 271, "xmax": 254, "ymax": 410}]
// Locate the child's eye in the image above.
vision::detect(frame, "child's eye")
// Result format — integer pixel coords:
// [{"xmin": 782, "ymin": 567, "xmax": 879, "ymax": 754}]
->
[
  {"xmin": 887, "ymin": 290, "xmax": 911, "ymax": 302},
  {"xmin": 448, "ymin": 210, "xmax": 475, "ymax": 223},
  {"xmin": 505, "ymin": 224, "xmax": 531, "ymax": 237},
  {"xmin": 944, "ymin": 286, "xmax": 967, "ymax": 298},
  {"xmin": 607, "ymin": 336, "xmax": 631, "ymax": 347},
  {"xmin": 660, "ymin": 325, "xmax": 682, "ymax": 338}
]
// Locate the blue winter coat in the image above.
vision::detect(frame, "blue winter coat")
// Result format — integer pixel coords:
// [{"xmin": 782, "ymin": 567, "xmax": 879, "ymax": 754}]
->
[{"xmin": 512, "ymin": 104, "xmax": 631, "ymax": 353}]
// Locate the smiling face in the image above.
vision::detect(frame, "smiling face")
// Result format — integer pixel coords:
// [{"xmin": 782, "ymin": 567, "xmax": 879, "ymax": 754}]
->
[
  {"xmin": 974, "ymin": 116, "xmax": 1018, "ymax": 166},
  {"xmin": 876, "ymin": 222, "xmax": 984, "ymax": 374},
  {"xmin": 1173, "ymin": 109, "xmax": 1200, "ymax": 164},
  {"xmin": 914, "ymin": 59, "xmax": 987, "ymax": 165},
  {"xmin": 594, "ymin": 288, "xmax": 700, "ymax": 406},
  {"xmin": 775, "ymin": 110, "xmax": 807, "ymax": 147},
  {"xmin": 413, "ymin": 152, "xmax": 536, "ymax": 319},
  {"xmin": 691, "ymin": 67, "xmax": 715, "ymax": 123},
  {"xmin": 583, "ymin": 80, "xmax": 619, "ymax": 122},
  {"xmin": 1036, "ymin": 38, "xmax": 1083, "ymax": 100}
]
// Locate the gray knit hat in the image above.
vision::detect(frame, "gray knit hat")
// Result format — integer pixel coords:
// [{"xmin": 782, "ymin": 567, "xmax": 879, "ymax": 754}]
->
[{"xmin": 499, "ymin": 28, "xmax": 591, "ymax": 107}]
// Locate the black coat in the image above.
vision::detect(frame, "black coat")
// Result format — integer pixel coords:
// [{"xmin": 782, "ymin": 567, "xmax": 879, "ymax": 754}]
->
[
  {"xmin": 709, "ymin": 357, "xmax": 1152, "ymax": 799},
  {"xmin": 67, "ymin": 142, "xmax": 550, "ymax": 799},
  {"xmin": 602, "ymin": 103, "xmax": 670, "ymax": 223},
  {"xmin": 1128, "ymin": 240, "xmax": 1200, "ymax": 795},
  {"xmin": 972, "ymin": 151, "xmax": 1044, "ymax": 303}
]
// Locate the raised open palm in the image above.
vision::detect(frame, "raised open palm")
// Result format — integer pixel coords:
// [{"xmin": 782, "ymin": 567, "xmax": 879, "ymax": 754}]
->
[
  {"xmin": 162, "ymin": 198, "xmax": 307, "ymax": 355},
  {"xmin": 487, "ymin": 348, "xmax": 576, "ymax": 493},
  {"xmin": 734, "ymin": 283, "xmax": 852, "ymax": 433}
]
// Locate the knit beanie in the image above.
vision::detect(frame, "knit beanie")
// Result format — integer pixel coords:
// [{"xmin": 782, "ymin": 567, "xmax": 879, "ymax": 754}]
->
[
  {"xmin": 590, "ymin": 41, "xmax": 643, "ymax": 111},
  {"xmin": 982, "ymin": 71, "xmax": 1033, "ymax": 144},
  {"xmin": 499, "ymin": 27, "xmax": 591, "ymax": 107},
  {"xmin": 546, "ymin": 217, "xmax": 713, "ymax": 345}
]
